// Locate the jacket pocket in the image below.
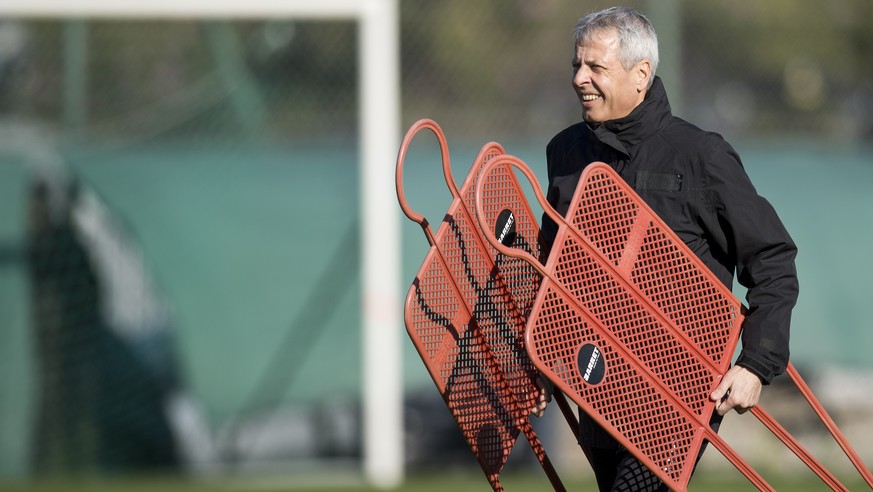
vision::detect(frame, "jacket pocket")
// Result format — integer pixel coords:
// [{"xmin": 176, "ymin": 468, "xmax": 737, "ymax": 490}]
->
[{"xmin": 635, "ymin": 171, "xmax": 682, "ymax": 192}]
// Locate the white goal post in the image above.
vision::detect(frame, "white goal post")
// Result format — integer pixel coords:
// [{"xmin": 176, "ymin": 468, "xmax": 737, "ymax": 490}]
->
[{"xmin": 1, "ymin": 0, "xmax": 403, "ymax": 488}]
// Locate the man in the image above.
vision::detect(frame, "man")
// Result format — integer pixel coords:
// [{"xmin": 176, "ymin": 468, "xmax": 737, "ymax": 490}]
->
[{"xmin": 533, "ymin": 7, "xmax": 799, "ymax": 491}]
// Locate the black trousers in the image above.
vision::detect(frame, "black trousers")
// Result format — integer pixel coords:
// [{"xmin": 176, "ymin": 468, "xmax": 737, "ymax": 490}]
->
[{"xmin": 579, "ymin": 410, "xmax": 723, "ymax": 492}]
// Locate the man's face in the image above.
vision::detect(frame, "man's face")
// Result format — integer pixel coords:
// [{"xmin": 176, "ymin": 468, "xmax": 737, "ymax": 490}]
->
[{"xmin": 572, "ymin": 29, "xmax": 648, "ymax": 123}]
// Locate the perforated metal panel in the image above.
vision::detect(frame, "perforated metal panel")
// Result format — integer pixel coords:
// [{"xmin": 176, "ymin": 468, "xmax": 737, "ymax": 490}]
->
[
  {"xmin": 572, "ymin": 167, "xmax": 741, "ymax": 368},
  {"xmin": 474, "ymin": 157, "xmax": 872, "ymax": 491},
  {"xmin": 397, "ymin": 120, "xmax": 561, "ymax": 491},
  {"xmin": 533, "ymin": 163, "xmax": 745, "ymax": 489},
  {"xmin": 474, "ymin": 160, "xmax": 745, "ymax": 490},
  {"xmin": 445, "ymin": 147, "xmax": 544, "ymax": 411}
]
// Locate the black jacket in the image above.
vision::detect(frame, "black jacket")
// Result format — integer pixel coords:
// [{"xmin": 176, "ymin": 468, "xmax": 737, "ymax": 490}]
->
[{"xmin": 542, "ymin": 77, "xmax": 798, "ymax": 384}]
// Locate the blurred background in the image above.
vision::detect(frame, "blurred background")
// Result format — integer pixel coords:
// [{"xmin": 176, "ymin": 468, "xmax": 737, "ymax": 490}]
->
[{"xmin": 0, "ymin": 0, "xmax": 871, "ymax": 490}]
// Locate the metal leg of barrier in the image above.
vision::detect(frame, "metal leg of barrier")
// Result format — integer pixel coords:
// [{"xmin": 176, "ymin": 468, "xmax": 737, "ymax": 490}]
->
[
  {"xmin": 552, "ymin": 390, "xmax": 579, "ymax": 432},
  {"xmin": 751, "ymin": 405, "xmax": 847, "ymax": 491},
  {"xmin": 520, "ymin": 419, "xmax": 566, "ymax": 492},
  {"xmin": 704, "ymin": 428, "xmax": 775, "ymax": 492},
  {"xmin": 552, "ymin": 390, "xmax": 595, "ymax": 470},
  {"xmin": 787, "ymin": 363, "xmax": 873, "ymax": 488}
]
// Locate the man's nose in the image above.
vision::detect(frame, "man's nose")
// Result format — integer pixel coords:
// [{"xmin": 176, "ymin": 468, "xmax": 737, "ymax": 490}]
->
[{"xmin": 573, "ymin": 66, "xmax": 590, "ymax": 87}]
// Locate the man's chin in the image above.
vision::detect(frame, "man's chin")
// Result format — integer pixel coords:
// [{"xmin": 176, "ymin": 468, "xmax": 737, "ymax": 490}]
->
[{"xmin": 582, "ymin": 113, "xmax": 602, "ymax": 124}]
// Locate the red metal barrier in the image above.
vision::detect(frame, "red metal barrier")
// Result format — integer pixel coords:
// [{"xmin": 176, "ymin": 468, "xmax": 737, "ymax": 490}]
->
[
  {"xmin": 474, "ymin": 156, "xmax": 873, "ymax": 491},
  {"xmin": 396, "ymin": 119, "xmax": 576, "ymax": 491}
]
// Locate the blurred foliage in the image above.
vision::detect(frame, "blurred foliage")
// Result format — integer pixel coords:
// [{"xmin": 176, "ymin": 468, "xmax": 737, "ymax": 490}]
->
[
  {"xmin": 399, "ymin": 0, "xmax": 649, "ymax": 138},
  {"xmin": 398, "ymin": 0, "xmax": 873, "ymax": 140},
  {"xmin": 682, "ymin": 0, "xmax": 873, "ymax": 140},
  {"xmin": 0, "ymin": 0, "xmax": 871, "ymax": 142}
]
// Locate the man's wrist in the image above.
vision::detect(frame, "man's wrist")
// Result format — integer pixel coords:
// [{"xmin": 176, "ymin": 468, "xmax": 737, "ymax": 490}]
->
[{"xmin": 734, "ymin": 360, "xmax": 768, "ymax": 385}]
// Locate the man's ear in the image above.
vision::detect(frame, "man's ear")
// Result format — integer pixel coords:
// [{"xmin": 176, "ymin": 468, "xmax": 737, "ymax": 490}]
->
[{"xmin": 636, "ymin": 60, "xmax": 652, "ymax": 92}]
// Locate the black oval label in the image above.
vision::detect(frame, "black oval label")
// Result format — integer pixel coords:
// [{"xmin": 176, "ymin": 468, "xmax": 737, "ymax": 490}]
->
[
  {"xmin": 577, "ymin": 343, "xmax": 606, "ymax": 385},
  {"xmin": 495, "ymin": 209, "xmax": 516, "ymax": 246}
]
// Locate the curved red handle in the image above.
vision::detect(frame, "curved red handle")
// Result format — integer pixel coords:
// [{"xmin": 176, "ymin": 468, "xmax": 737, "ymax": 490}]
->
[
  {"xmin": 395, "ymin": 119, "xmax": 459, "ymax": 245},
  {"xmin": 473, "ymin": 154, "xmax": 576, "ymax": 276}
]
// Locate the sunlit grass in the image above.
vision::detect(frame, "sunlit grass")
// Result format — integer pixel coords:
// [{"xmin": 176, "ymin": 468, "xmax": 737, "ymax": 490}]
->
[{"xmin": 0, "ymin": 470, "xmax": 866, "ymax": 492}]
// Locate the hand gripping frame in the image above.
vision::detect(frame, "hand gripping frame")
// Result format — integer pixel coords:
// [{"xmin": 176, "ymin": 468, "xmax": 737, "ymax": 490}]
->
[
  {"xmin": 474, "ymin": 156, "xmax": 873, "ymax": 491},
  {"xmin": 396, "ymin": 119, "xmax": 578, "ymax": 491}
]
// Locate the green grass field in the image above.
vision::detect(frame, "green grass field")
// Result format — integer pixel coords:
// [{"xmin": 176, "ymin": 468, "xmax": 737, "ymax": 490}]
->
[{"xmin": 0, "ymin": 471, "xmax": 866, "ymax": 491}]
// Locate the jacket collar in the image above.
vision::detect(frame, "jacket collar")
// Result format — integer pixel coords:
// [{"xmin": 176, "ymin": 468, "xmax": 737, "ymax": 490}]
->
[{"xmin": 588, "ymin": 76, "xmax": 673, "ymax": 156}]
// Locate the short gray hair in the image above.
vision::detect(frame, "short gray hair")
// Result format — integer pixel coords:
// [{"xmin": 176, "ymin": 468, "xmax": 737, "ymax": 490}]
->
[{"xmin": 574, "ymin": 7, "xmax": 659, "ymax": 87}]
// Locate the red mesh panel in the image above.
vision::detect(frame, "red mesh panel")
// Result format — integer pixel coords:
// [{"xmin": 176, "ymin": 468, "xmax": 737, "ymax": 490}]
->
[
  {"xmin": 464, "ymin": 160, "xmax": 544, "ymax": 408},
  {"xmin": 399, "ymin": 124, "xmax": 558, "ymax": 490},
  {"xmin": 406, "ymin": 258, "xmax": 518, "ymax": 482},
  {"xmin": 430, "ymin": 150, "xmax": 542, "ymax": 413},
  {"xmin": 530, "ymin": 253, "xmax": 707, "ymax": 486},
  {"xmin": 475, "ymin": 157, "xmax": 869, "ymax": 491},
  {"xmin": 406, "ymin": 125, "xmax": 871, "ymax": 491},
  {"xmin": 550, "ymin": 233, "xmax": 718, "ymax": 417},
  {"xmin": 474, "ymin": 159, "xmax": 747, "ymax": 490},
  {"xmin": 572, "ymin": 167, "xmax": 741, "ymax": 369},
  {"xmin": 469, "ymin": 159, "xmax": 543, "ymax": 309},
  {"xmin": 528, "ymin": 284, "xmax": 704, "ymax": 485}
]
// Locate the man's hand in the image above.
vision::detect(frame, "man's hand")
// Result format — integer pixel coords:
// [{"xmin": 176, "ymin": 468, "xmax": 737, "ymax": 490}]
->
[
  {"xmin": 710, "ymin": 365, "xmax": 763, "ymax": 416},
  {"xmin": 530, "ymin": 376, "xmax": 552, "ymax": 418}
]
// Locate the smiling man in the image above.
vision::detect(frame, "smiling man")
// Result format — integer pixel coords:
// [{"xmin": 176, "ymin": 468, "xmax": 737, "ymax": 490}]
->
[
  {"xmin": 537, "ymin": 6, "xmax": 799, "ymax": 491},
  {"xmin": 572, "ymin": 25, "xmax": 650, "ymax": 124}
]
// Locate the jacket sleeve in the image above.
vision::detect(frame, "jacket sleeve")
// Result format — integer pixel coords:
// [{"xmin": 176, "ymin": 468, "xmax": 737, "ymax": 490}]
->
[
  {"xmin": 540, "ymin": 139, "xmax": 560, "ymax": 257},
  {"xmin": 702, "ymin": 142, "xmax": 799, "ymax": 384}
]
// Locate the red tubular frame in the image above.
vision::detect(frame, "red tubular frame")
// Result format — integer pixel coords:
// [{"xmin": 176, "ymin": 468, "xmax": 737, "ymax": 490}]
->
[
  {"xmin": 474, "ymin": 156, "xmax": 872, "ymax": 491},
  {"xmin": 397, "ymin": 119, "xmax": 578, "ymax": 491}
]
